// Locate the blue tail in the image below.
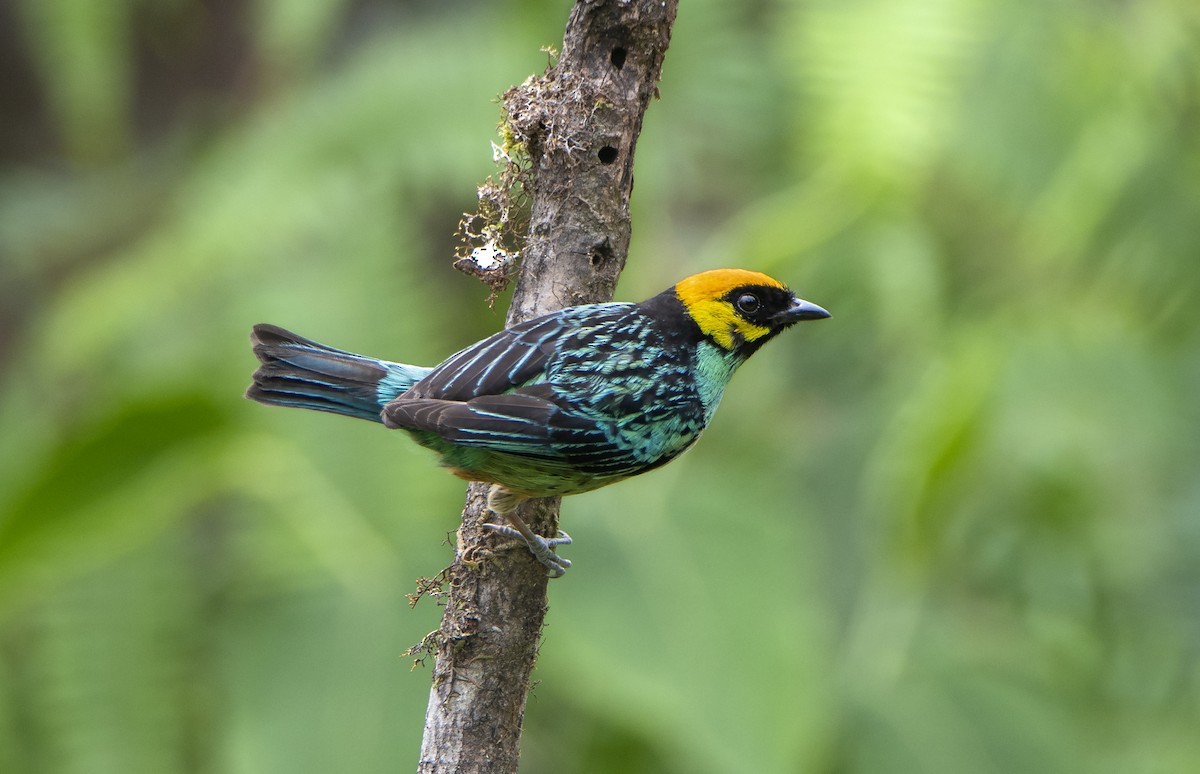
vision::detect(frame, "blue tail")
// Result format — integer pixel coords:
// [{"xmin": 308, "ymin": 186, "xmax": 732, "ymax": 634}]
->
[{"xmin": 246, "ymin": 324, "xmax": 433, "ymax": 423}]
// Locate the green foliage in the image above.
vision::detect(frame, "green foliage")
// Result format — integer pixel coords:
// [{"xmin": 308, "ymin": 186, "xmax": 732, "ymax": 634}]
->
[{"xmin": 2, "ymin": 0, "xmax": 1199, "ymax": 772}]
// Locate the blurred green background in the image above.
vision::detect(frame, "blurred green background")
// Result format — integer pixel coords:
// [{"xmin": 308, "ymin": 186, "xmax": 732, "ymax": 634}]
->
[{"xmin": 2, "ymin": 0, "xmax": 1199, "ymax": 772}]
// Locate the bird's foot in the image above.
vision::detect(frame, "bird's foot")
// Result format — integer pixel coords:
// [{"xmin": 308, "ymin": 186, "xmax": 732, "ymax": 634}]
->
[{"xmin": 483, "ymin": 523, "xmax": 573, "ymax": 578}]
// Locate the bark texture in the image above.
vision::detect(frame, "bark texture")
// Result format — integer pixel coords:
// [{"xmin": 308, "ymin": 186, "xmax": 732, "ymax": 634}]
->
[{"xmin": 417, "ymin": 2, "xmax": 678, "ymax": 772}]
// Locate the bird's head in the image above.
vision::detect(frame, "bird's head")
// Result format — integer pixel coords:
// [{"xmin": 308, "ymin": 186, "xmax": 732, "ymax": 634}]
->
[{"xmin": 673, "ymin": 269, "xmax": 830, "ymax": 357}]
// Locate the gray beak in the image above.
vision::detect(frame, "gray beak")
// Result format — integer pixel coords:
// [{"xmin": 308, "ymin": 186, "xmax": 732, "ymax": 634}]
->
[{"xmin": 779, "ymin": 297, "xmax": 831, "ymax": 322}]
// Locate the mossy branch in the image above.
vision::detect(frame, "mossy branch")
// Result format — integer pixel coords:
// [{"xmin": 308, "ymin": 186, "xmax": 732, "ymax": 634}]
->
[{"xmin": 417, "ymin": 2, "xmax": 678, "ymax": 772}]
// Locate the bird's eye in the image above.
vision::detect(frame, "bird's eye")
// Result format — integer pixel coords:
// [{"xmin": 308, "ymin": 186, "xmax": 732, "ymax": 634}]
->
[{"xmin": 735, "ymin": 293, "xmax": 760, "ymax": 314}]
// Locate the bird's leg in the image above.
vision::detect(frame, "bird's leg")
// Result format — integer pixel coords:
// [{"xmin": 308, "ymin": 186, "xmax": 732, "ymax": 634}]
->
[{"xmin": 482, "ymin": 485, "xmax": 572, "ymax": 578}]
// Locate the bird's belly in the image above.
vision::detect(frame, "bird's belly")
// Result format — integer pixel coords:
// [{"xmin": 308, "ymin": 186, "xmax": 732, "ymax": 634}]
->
[
  {"xmin": 444, "ymin": 455, "xmax": 619, "ymax": 498},
  {"xmin": 401, "ymin": 395, "xmax": 708, "ymax": 498},
  {"xmin": 423, "ymin": 422, "xmax": 702, "ymax": 498}
]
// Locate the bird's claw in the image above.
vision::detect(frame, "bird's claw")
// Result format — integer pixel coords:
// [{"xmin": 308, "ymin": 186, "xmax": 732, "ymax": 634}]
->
[{"xmin": 483, "ymin": 524, "xmax": 573, "ymax": 578}]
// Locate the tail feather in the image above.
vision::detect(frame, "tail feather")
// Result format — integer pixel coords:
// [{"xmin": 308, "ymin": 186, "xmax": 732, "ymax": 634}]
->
[{"xmin": 246, "ymin": 324, "xmax": 431, "ymax": 423}]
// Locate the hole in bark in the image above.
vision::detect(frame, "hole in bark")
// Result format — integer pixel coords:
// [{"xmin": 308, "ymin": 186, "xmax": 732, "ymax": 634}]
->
[
  {"xmin": 590, "ymin": 244, "xmax": 612, "ymax": 269},
  {"xmin": 610, "ymin": 47, "xmax": 627, "ymax": 69},
  {"xmin": 598, "ymin": 145, "xmax": 618, "ymax": 164}
]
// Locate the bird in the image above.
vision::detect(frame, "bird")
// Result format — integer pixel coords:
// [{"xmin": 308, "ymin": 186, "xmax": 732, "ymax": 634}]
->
[{"xmin": 246, "ymin": 268, "xmax": 830, "ymax": 576}]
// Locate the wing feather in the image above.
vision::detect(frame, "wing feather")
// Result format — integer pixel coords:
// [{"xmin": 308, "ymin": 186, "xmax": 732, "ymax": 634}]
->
[
  {"xmin": 383, "ymin": 302, "xmax": 672, "ymax": 476},
  {"xmin": 384, "ymin": 393, "xmax": 556, "ymax": 457},
  {"xmin": 406, "ymin": 304, "xmax": 634, "ymax": 400},
  {"xmin": 383, "ymin": 389, "xmax": 644, "ymax": 473}
]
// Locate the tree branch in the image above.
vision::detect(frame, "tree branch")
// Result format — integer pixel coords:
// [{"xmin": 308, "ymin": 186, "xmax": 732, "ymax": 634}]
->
[{"xmin": 417, "ymin": 2, "xmax": 678, "ymax": 771}]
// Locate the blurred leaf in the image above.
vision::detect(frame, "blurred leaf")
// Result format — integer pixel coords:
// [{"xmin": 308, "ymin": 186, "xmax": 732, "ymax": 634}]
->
[
  {"xmin": 786, "ymin": 0, "xmax": 982, "ymax": 192},
  {"xmin": 15, "ymin": 0, "xmax": 133, "ymax": 162},
  {"xmin": 0, "ymin": 397, "xmax": 227, "ymax": 614},
  {"xmin": 254, "ymin": 0, "xmax": 354, "ymax": 78}
]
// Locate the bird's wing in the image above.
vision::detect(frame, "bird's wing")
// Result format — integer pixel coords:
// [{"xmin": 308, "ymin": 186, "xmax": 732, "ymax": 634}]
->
[
  {"xmin": 385, "ymin": 302, "xmax": 661, "ymax": 476},
  {"xmin": 383, "ymin": 387, "xmax": 643, "ymax": 476},
  {"xmin": 385, "ymin": 391, "xmax": 554, "ymax": 456},
  {"xmin": 403, "ymin": 303, "xmax": 635, "ymax": 401}
]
